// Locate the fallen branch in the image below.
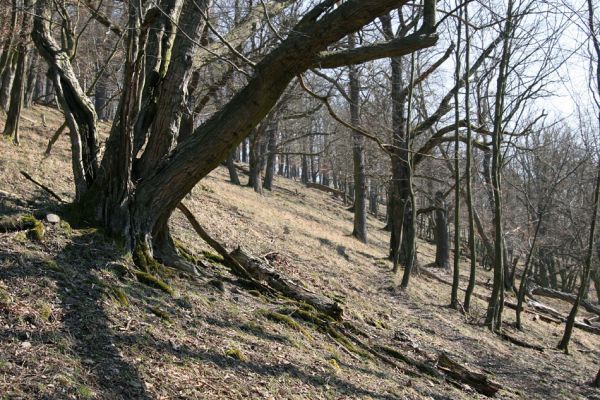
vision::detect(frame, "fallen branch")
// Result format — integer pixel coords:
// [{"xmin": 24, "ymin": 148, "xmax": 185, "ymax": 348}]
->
[
  {"xmin": 177, "ymin": 202, "xmax": 343, "ymax": 320},
  {"xmin": 530, "ymin": 286, "xmax": 600, "ymax": 317},
  {"xmin": 498, "ymin": 331, "xmax": 544, "ymax": 352},
  {"xmin": 420, "ymin": 268, "xmax": 600, "ymax": 335},
  {"xmin": 305, "ymin": 182, "xmax": 344, "ymax": 198},
  {"xmin": 437, "ymin": 353, "xmax": 502, "ymax": 397},
  {"xmin": 231, "ymin": 247, "xmax": 343, "ymax": 320},
  {"xmin": 20, "ymin": 171, "xmax": 65, "ymax": 203},
  {"xmin": 176, "ymin": 202, "xmax": 258, "ymax": 282},
  {"xmin": 44, "ymin": 121, "xmax": 67, "ymax": 156}
]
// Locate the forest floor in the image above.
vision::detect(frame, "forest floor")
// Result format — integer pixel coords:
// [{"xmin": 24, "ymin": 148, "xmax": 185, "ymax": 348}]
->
[{"xmin": 0, "ymin": 105, "xmax": 598, "ymax": 400}]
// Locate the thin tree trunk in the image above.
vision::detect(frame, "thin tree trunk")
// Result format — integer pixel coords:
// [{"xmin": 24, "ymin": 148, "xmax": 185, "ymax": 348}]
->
[
  {"xmin": 463, "ymin": 5, "xmax": 477, "ymax": 313},
  {"xmin": 450, "ymin": 13, "xmax": 463, "ymax": 309},
  {"xmin": 558, "ymin": 0, "xmax": 600, "ymax": 352},
  {"xmin": 349, "ymin": 33, "xmax": 367, "ymax": 243},
  {"xmin": 263, "ymin": 121, "xmax": 278, "ymax": 190},
  {"xmin": 485, "ymin": 0, "xmax": 514, "ymax": 331},
  {"xmin": 434, "ymin": 192, "xmax": 449, "ymax": 269},
  {"xmin": 2, "ymin": 43, "xmax": 27, "ymax": 144}
]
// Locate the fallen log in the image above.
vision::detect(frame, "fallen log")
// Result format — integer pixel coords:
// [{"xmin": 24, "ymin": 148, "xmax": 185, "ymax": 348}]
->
[
  {"xmin": 526, "ymin": 299, "xmax": 600, "ymax": 335},
  {"xmin": 231, "ymin": 247, "xmax": 343, "ymax": 320},
  {"xmin": 306, "ymin": 182, "xmax": 344, "ymax": 198},
  {"xmin": 437, "ymin": 353, "xmax": 502, "ymax": 397},
  {"xmin": 531, "ymin": 286, "xmax": 600, "ymax": 317},
  {"xmin": 0, "ymin": 214, "xmax": 38, "ymax": 232},
  {"xmin": 177, "ymin": 202, "xmax": 343, "ymax": 320},
  {"xmin": 420, "ymin": 268, "xmax": 600, "ymax": 334}
]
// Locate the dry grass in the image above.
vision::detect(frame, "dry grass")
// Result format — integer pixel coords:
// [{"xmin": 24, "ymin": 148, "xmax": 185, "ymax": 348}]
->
[{"xmin": 0, "ymin": 105, "xmax": 599, "ymax": 399}]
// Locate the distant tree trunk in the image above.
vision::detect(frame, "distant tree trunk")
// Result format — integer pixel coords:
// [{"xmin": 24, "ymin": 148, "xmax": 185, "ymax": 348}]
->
[
  {"xmin": 433, "ymin": 192, "xmax": 449, "ymax": 269},
  {"xmin": 2, "ymin": 43, "xmax": 27, "ymax": 144},
  {"xmin": 34, "ymin": 66, "xmax": 46, "ymax": 100},
  {"xmin": 263, "ymin": 121, "xmax": 278, "ymax": 190},
  {"xmin": 462, "ymin": 4, "xmax": 477, "ymax": 313},
  {"xmin": 0, "ymin": 53, "xmax": 16, "ymax": 111},
  {"xmin": 301, "ymin": 155, "xmax": 309, "ymax": 184},
  {"xmin": 241, "ymin": 138, "xmax": 249, "ymax": 163},
  {"xmin": 451, "ymin": 16, "xmax": 463, "ymax": 309},
  {"xmin": 94, "ymin": 78, "xmax": 108, "ymax": 120},
  {"xmin": 369, "ymin": 186, "xmax": 378, "ymax": 216},
  {"xmin": 277, "ymin": 142, "xmax": 285, "ymax": 175},
  {"xmin": 226, "ymin": 149, "xmax": 240, "ymax": 185},
  {"xmin": 349, "ymin": 33, "xmax": 367, "ymax": 243},
  {"xmin": 24, "ymin": 49, "xmax": 38, "ymax": 107}
]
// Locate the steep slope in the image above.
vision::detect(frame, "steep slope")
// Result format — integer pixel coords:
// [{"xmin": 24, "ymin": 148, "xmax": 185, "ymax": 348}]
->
[{"xmin": 0, "ymin": 105, "xmax": 598, "ymax": 399}]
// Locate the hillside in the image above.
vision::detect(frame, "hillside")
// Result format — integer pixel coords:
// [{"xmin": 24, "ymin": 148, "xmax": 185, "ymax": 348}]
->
[{"xmin": 0, "ymin": 105, "xmax": 599, "ymax": 399}]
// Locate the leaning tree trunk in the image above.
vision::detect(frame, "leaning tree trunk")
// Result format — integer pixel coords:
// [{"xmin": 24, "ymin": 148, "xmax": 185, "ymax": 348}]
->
[
  {"xmin": 32, "ymin": 0, "xmax": 438, "ymax": 276},
  {"xmin": 32, "ymin": 0, "xmax": 99, "ymax": 200}
]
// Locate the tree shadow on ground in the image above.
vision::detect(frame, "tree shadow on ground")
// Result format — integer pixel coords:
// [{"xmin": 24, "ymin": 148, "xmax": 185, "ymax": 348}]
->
[{"xmin": 0, "ymin": 228, "xmax": 151, "ymax": 399}]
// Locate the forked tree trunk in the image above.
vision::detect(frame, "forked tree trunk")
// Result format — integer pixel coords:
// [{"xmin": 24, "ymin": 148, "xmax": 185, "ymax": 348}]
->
[{"xmin": 32, "ymin": 0, "xmax": 99, "ymax": 200}]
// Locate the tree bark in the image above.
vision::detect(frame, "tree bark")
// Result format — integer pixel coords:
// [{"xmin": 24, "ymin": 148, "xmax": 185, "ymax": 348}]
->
[
  {"xmin": 227, "ymin": 149, "xmax": 241, "ymax": 185},
  {"xmin": 2, "ymin": 43, "xmax": 27, "ymax": 144},
  {"xmin": 263, "ymin": 121, "xmax": 278, "ymax": 190},
  {"xmin": 433, "ymin": 192, "xmax": 449, "ymax": 269},
  {"xmin": 348, "ymin": 33, "xmax": 367, "ymax": 243}
]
